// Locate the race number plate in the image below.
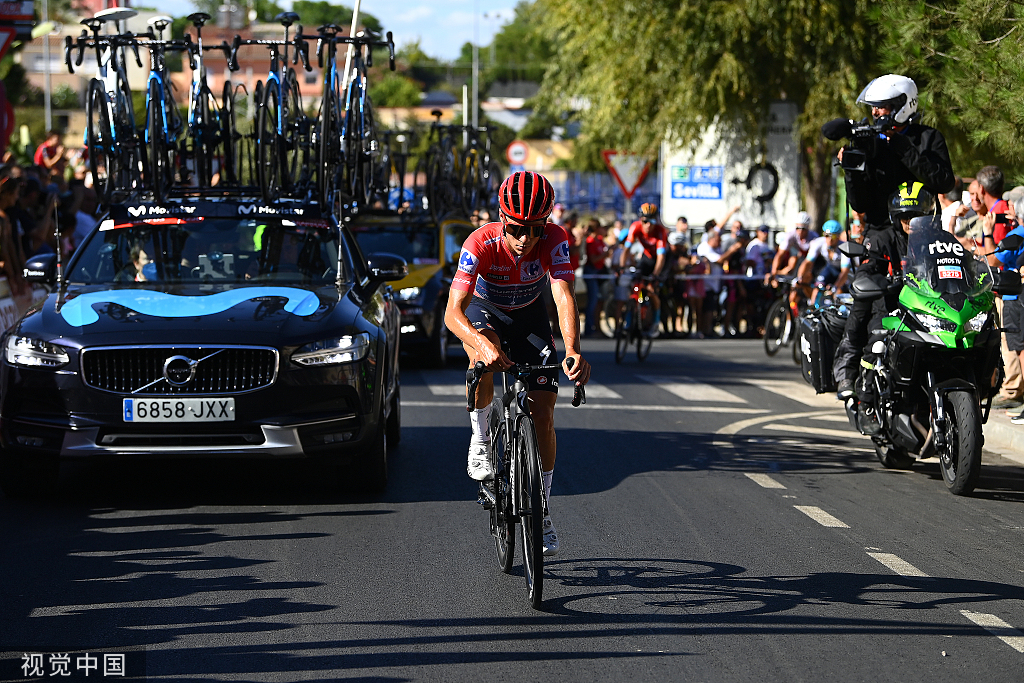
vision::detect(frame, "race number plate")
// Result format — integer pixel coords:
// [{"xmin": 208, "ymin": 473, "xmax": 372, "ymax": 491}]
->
[{"xmin": 123, "ymin": 398, "xmax": 235, "ymax": 422}]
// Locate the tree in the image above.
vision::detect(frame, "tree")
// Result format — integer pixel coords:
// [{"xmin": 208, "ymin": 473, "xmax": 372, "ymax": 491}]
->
[
  {"xmin": 537, "ymin": 0, "xmax": 881, "ymax": 226},
  {"xmin": 292, "ymin": 1, "xmax": 382, "ymax": 33},
  {"xmin": 875, "ymin": 0, "xmax": 1024, "ymax": 181},
  {"xmin": 486, "ymin": 1, "xmax": 552, "ymax": 85},
  {"xmin": 369, "ymin": 73, "xmax": 421, "ymax": 108},
  {"xmin": 191, "ymin": 0, "xmax": 283, "ymax": 23}
]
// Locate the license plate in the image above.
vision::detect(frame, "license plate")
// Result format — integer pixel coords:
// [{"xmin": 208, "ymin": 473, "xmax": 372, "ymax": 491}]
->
[{"xmin": 123, "ymin": 398, "xmax": 235, "ymax": 422}]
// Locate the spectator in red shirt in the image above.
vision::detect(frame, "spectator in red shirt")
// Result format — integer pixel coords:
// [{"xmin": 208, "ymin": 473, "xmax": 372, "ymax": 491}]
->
[
  {"xmin": 582, "ymin": 218, "xmax": 608, "ymax": 336},
  {"xmin": 33, "ymin": 131, "xmax": 64, "ymax": 172},
  {"xmin": 978, "ymin": 165, "xmax": 1011, "ymax": 250}
]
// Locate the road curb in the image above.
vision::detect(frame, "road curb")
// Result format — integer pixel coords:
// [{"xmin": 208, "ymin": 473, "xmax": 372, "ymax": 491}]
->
[{"xmin": 984, "ymin": 410, "xmax": 1024, "ymax": 467}]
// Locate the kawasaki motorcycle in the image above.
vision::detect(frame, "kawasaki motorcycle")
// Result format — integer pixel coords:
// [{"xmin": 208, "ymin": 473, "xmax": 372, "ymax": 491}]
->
[{"xmin": 842, "ymin": 217, "xmax": 1022, "ymax": 495}]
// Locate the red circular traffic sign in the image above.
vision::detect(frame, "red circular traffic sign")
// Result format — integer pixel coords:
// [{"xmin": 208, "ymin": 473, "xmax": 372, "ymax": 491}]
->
[{"xmin": 506, "ymin": 141, "xmax": 528, "ymax": 165}]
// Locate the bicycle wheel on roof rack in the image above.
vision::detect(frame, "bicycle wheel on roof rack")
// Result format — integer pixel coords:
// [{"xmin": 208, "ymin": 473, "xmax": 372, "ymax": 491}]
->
[
  {"xmin": 147, "ymin": 81, "xmax": 173, "ymax": 203},
  {"xmin": 86, "ymin": 79, "xmax": 115, "ymax": 204},
  {"xmin": 221, "ymin": 80, "xmax": 239, "ymax": 186},
  {"xmin": 257, "ymin": 84, "xmax": 282, "ymax": 203}
]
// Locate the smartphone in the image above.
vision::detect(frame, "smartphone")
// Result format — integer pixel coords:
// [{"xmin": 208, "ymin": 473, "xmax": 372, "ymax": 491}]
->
[{"xmin": 994, "ymin": 213, "xmax": 1010, "ymax": 225}]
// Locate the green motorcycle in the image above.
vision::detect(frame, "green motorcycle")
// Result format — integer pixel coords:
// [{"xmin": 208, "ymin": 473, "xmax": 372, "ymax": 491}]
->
[{"xmin": 843, "ymin": 216, "xmax": 1022, "ymax": 495}]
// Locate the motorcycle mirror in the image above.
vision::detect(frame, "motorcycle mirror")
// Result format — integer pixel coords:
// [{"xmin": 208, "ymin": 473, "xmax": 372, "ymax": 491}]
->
[
  {"xmin": 839, "ymin": 241, "xmax": 867, "ymax": 258},
  {"xmin": 850, "ymin": 271, "xmax": 887, "ymax": 300},
  {"xmin": 997, "ymin": 234, "xmax": 1024, "ymax": 252}
]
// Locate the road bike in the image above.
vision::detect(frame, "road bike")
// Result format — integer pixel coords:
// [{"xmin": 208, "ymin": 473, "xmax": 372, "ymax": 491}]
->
[
  {"xmin": 139, "ymin": 15, "xmax": 187, "ymax": 202},
  {"xmin": 65, "ymin": 7, "xmax": 144, "ymax": 204},
  {"xmin": 460, "ymin": 125, "xmax": 503, "ymax": 219},
  {"xmin": 375, "ymin": 129, "xmax": 415, "ymax": 210},
  {"xmin": 231, "ymin": 12, "xmax": 313, "ymax": 203},
  {"xmin": 467, "ymin": 356, "xmax": 585, "ymax": 609},
  {"xmin": 763, "ymin": 275, "xmax": 798, "ymax": 358},
  {"xmin": 422, "ymin": 110, "xmax": 464, "ymax": 222},
  {"xmin": 615, "ymin": 268, "xmax": 656, "ymax": 363}
]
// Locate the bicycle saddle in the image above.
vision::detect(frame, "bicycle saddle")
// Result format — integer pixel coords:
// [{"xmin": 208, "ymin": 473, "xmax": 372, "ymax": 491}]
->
[
  {"xmin": 430, "ymin": 109, "xmax": 443, "ymax": 120},
  {"xmin": 276, "ymin": 12, "xmax": 300, "ymax": 27},
  {"xmin": 187, "ymin": 12, "xmax": 211, "ymax": 27},
  {"xmin": 148, "ymin": 16, "xmax": 173, "ymax": 32},
  {"xmin": 95, "ymin": 7, "xmax": 138, "ymax": 23},
  {"xmin": 80, "ymin": 17, "xmax": 103, "ymax": 31},
  {"xmin": 318, "ymin": 23, "xmax": 341, "ymax": 34}
]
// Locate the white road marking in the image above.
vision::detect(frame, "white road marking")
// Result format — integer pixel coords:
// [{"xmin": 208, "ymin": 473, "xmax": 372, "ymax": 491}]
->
[
  {"xmin": 793, "ymin": 505, "xmax": 850, "ymax": 528},
  {"xmin": 961, "ymin": 610, "xmax": 1024, "ymax": 654},
  {"xmin": 637, "ymin": 375, "xmax": 748, "ymax": 403},
  {"xmin": 744, "ymin": 473, "xmax": 786, "ymax": 489},
  {"xmin": 764, "ymin": 423, "xmax": 863, "ymax": 440},
  {"xmin": 716, "ymin": 410, "xmax": 836, "ymax": 436},
  {"xmin": 558, "ymin": 382, "xmax": 622, "ymax": 399},
  {"xmin": 402, "ymin": 401, "xmax": 767, "ymax": 413},
  {"xmin": 866, "ymin": 552, "xmax": 929, "ymax": 577},
  {"xmin": 426, "ymin": 384, "xmax": 466, "ymax": 396},
  {"xmin": 811, "ymin": 414, "xmax": 850, "ymax": 423},
  {"xmin": 743, "ymin": 378, "xmax": 839, "ymax": 408}
]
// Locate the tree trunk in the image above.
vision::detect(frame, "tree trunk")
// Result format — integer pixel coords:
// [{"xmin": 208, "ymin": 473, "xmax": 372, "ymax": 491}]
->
[{"xmin": 801, "ymin": 138, "xmax": 834, "ymax": 230}]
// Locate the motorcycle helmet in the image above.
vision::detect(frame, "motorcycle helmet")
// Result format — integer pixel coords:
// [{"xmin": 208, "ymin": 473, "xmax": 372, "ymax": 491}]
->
[
  {"xmin": 822, "ymin": 219, "xmax": 842, "ymax": 235},
  {"xmin": 857, "ymin": 74, "xmax": 918, "ymax": 124},
  {"xmin": 888, "ymin": 181, "xmax": 936, "ymax": 224}
]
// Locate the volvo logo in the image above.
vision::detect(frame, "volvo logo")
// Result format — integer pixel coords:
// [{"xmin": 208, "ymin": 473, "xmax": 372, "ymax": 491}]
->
[{"xmin": 163, "ymin": 355, "xmax": 197, "ymax": 386}]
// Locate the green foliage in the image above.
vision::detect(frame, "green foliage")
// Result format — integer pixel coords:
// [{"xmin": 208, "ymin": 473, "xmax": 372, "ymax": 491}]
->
[
  {"xmin": 51, "ymin": 84, "xmax": 80, "ymax": 109},
  {"xmin": 875, "ymin": 0, "xmax": 1024, "ymax": 180},
  {"xmin": 518, "ymin": 109, "xmax": 560, "ymax": 139},
  {"xmin": 191, "ymin": 0, "xmax": 284, "ymax": 22},
  {"xmin": 292, "ymin": 1, "xmax": 382, "ymax": 33},
  {"xmin": 487, "ymin": 1, "xmax": 552, "ymax": 84},
  {"xmin": 396, "ymin": 39, "xmax": 447, "ymax": 92},
  {"xmin": 369, "ymin": 73, "xmax": 422, "ymax": 108}
]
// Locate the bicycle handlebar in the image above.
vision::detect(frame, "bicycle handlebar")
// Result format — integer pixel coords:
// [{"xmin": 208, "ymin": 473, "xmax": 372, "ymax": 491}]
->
[{"xmin": 466, "ymin": 358, "xmax": 586, "ymax": 412}]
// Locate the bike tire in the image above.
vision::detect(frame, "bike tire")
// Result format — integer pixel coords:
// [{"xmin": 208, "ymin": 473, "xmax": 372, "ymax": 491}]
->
[
  {"xmin": 361, "ymin": 97, "xmax": 378, "ymax": 207},
  {"xmin": 221, "ymin": 80, "xmax": 239, "ymax": 185},
  {"xmin": 484, "ymin": 159, "xmax": 503, "ymax": 218},
  {"xmin": 461, "ymin": 149, "xmax": 481, "ymax": 217},
  {"xmin": 412, "ymin": 157, "xmax": 428, "ymax": 212},
  {"xmin": 147, "ymin": 80, "xmax": 172, "ymax": 203},
  {"xmin": 614, "ymin": 315, "xmax": 629, "ymax": 364},
  {"xmin": 318, "ymin": 86, "xmax": 338, "ymax": 207},
  {"xmin": 86, "ymin": 79, "xmax": 115, "ymax": 204},
  {"xmin": 257, "ymin": 85, "xmax": 281, "ymax": 203},
  {"xmin": 194, "ymin": 87, "xmax": 214, "ymax": 188},
  {"xmin": 488, "ymin": 404, "xmax": 515, "ymax": 574},
  {"xmin": 116, "ymin": 77, "xmax": 142, "ymax": 193},
  {"xmin": 516, "ymin": 415, "xmax": 544, "ymax": 609},
  {"xmin": 763, "ymin": 299, "xmax": 790, "ymax": 356},
  {"xmin": 940, "ymin": 389, "xmax": 982, "ymax": 495},
  {"xmin": 283, "ymin": 69, "xmax": 307, "ymax": 191},
  {"xmin": 792, "ymin": 327, "xmax": 802, "ymax": 365}
]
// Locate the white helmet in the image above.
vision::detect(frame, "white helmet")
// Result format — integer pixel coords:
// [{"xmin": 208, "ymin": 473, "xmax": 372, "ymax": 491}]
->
[{"xmin": 857, "ymin": 74, "xmax": 919, "ymax": 124}]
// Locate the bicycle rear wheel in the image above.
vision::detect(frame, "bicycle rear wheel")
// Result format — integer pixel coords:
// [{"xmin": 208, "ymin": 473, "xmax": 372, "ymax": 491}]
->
[
  {"xmin": 115, "ymin": 77, "xmax": 142, "ymax": 193},
  {"xmin": 489, "ymin": 404, "xmax": 514, "ymax": 574},
  {"xmin": 614, "ymin": 314, "xmax": 629, "ymax": 364},
  {"xmin": 516, "ymin": 415, "xmax": 544, "ymax": 609},
  {"xmin": 461, "ymin": 149, "xmax": 481, "ymax": 217},
  {"xmin": 86, "ymin": 79, "xmax": 115, "ymax": 204},
  {"xmin": 763, "ymin": 299, "xmax": 789, "ymax": 356},
  {"xmin": 283, "ymin": 70, "xmax": 308, "ymax": 191},
  {"xmin": 147, "ymin": 81, "xmax": 173, "ymax": 203},
  {"xmin": 221, "ymin": 81, "xmax": 239, "ymax": 185},
  {"xmin": 257, "ymin": 85, "xmax": 281, "ymax": 202}
]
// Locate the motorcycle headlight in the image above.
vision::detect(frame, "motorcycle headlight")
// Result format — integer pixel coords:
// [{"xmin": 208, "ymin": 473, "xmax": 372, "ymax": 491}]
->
[
  {"xmin": 291, "ymin": 333, "xmax": 371, "ymax": 366},
  {"xmin": 967, "ymin": 311, "xmax": 990, "ymax": 333},
  {"xmin": 6, "ymin": 336, "xmax": 71, "ymax": 368},
  {"xmin": 913, "ymin": 312, "xmax": 957, "ymax": 333},
  {"xmin": 398, "ymin": 287, "xmax": 422, "ymax": 302}
]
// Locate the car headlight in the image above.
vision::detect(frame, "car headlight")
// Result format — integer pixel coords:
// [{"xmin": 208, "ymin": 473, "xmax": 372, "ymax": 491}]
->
[
  {"xmin": 967, "ymin": 311, "xmax": 990, "ymax": 333},
  {"xmin": 6, "ymin": 336, "xmax": 71, "ymax": 368},
  {"xmin": 291, "ymin": 333, "xmax": 371, "ymax": 366},
  {"xmin": 913, "ymin": 312, "xmax": 957, "ymax": 333},
  {"xmin": 398, "ymin": 287, "xmax": 422, "ymax": 301}
]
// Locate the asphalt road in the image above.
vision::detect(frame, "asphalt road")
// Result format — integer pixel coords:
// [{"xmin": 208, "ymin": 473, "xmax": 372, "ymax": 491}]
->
[{"xmin": 4, "ymin": 338, "xmax": 1024, "ymax": 682}]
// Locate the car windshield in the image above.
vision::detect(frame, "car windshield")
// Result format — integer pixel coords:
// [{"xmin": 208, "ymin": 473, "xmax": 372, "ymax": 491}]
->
[
  {"xmin": 351, "ymin": 222, "xmax": 439, "ymax": 265},
  {"xmin": 68, "ymin": 217, "xmax": 344, "ymax": 285},
  {"xmin": 904, "ymin": 217, "xmax": 992, "ymax": 298}
]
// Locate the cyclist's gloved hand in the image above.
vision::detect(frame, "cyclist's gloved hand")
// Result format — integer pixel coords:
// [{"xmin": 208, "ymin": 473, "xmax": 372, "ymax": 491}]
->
[{"xmin": 563, "ymin": 354, "xmax": 590, "ymax": 385}]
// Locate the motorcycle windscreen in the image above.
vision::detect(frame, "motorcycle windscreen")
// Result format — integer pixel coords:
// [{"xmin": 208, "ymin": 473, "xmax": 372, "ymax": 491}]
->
[{"xmin": 903, "ymin": 218, "xmax": 993, "ymax": 298}]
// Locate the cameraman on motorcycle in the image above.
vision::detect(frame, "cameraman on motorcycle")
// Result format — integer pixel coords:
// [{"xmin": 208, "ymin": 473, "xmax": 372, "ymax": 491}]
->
[{"xmin": 823, "ymin": 74, "xmax": 956, "ymax": 400}]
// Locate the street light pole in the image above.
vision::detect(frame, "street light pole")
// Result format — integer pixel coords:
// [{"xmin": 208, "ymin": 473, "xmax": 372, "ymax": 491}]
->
[
  {"xmin": 471, "ymin": 0, "xmax": 479, "ymax": 129},
  {"xmin": 43, "ymin": 0, "xmax": 52, "ymax": 131}
]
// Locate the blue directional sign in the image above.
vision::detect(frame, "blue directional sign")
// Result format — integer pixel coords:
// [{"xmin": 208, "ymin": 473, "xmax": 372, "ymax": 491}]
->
[{"xmin": 670, "ymin": 166, "xmax": 724, "ymax": 200}]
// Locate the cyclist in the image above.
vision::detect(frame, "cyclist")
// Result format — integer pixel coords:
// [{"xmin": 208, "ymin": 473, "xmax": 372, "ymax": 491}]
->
[
  {"xmin": 619, "ymin": 202, "xmax": 668, "ymax": 334},
  {"xmin": 797, "ymin": 219, "xmax": 852, "ymax": 299},
  {"xmin": 769, "ymin": 211, "xmax": 818, "ymax": 316},
  {"xmin": 444, "ymin": 171, "xmax": 591, "ymax": 557}
]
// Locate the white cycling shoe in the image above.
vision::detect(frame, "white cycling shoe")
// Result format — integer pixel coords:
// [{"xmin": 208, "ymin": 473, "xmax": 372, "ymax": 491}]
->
[
  {"xmin": 542, "ymin": 515, "xmax": 559, "ymax": 556},
  {"xmin": 467, "ymin": 442, "xmax": 493, "ymax": 481}
]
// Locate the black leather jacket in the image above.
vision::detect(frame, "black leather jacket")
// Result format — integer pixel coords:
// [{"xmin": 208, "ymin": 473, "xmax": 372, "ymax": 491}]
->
[{"xmin": 846, "ymin": 122, "xmax": 956, "ymax": 227}]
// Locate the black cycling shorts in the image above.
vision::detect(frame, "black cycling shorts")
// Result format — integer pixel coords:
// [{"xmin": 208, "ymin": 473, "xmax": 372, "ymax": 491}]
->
[
  {"xmin": 637, "ymin": 255, "xmax": 657, "ymax": 277},
  {"xmin": 466, "ymin": 296, "xmax": 559, "ymax": 394}
]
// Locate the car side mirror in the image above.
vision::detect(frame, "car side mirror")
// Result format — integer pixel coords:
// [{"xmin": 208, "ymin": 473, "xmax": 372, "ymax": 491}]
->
[
  {"xmin": 366, "ymin": 252, "xmax": 408, "ymax": 282},
  {"xmin": 998, "ymin": 234, "xmax": 1024, "ymax": 252},
  {"xmin": 839, "ymin": 241, "xmax": 866, "ymax": 258},
  {"xmin": 23, "ymin": 253, "xmax": 57, "ymax": 285}
]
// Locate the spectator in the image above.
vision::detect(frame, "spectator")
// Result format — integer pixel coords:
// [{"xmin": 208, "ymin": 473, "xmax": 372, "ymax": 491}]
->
[
  {"xmin": 582, "ymin": 219, "xmax": 609, "ymax": 337},
  {"xmin": 697, "ymin": 229, "xmax": 725, "ymax": 336},
  {"xmin": 720, "ymin": 227, "xmax": 748, "ymax": 336},
  {"xmin": 685, "ymin": 248, "xmax": 706, "ymax": 338},
  {"xmin": 72, "ymin": 186, "xmax": 99, "ymax": 252},
  {"xmin": 665, "ymin": 230, "xmax": 690, "ymax": 336},
  {"xmin": 938, "ymin": 177, "xmax": 965, "ymax": 234},
  {"xmin": 33, "ymin": 131, "xmax": 64, "ymax": 172},
  {"xmin": 745, "ymin": 225, "xmax": 774, "ymax": 336},
  {"xmin": 977, "ymin": 165, "xmax": 1010, "ymax": 256},
  {"xmin": 673, "ymin": 216, "xmax": 689, "ymax": 246},
  {"xmin": 0, "ymin": 175, "xmax": 28, "ymax": 300},
  {"xmin": 550, "ymin": 203, "xmax": 566, "ymax": 226}
]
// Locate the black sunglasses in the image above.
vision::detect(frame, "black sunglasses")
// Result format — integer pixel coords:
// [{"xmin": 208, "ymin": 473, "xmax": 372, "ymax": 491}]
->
[{"xmin": 503, "ymin": 220, "xmax": 545, "ymax": 239}]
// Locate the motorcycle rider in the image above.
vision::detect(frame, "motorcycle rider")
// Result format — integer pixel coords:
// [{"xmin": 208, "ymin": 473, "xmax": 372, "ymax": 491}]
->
[{"xmin": 823, "ymin": 74, "xmax": 956, "ymax": 399}]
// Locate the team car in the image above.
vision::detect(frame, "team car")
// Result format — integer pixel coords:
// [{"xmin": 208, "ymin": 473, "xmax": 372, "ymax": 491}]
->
[
  {"xmin": 351, "ymin": 211, "xmax": 474, "ymax": 366},
  {"xmin": 0, "ymin": 199, "xmax": 405, "ymax": 497}
]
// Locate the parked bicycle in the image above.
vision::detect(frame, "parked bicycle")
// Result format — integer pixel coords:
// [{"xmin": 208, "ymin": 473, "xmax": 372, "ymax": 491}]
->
[
  {"xmin": 460, "ymin": 125, "xmax": 503, "ymax": 219},
  {"xmin": 615, "ymin": 268, "xmax": 657, "ymax": 363},
  {"xmin": 139, "ymin": 15, "xmax": 188, "ymax": 202},
  {"xmin": 467, "ymin": 356, "xmax": 585, "ymax": 609},
  {"xmin": 66, "ymin": 6, "xmax": 144, "ymax": 203}
]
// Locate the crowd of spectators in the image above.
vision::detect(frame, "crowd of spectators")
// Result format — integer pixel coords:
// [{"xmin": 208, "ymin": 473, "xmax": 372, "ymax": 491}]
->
[{"xmin": 0, "ymin": 131, "xmax": 99, "ymax": 312}]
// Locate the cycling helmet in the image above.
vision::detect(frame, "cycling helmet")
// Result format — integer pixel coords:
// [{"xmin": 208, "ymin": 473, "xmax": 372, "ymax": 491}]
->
[
  {"xmin": 498, "ymin": 171, "xmax": 555, "ymax": 222},
  {"xmin": 857, "ymin": 74, "xmax": 918, "ymax": 124},
  {"xmin": 822, "ymin": 219, "xmax": 842, "ymax": 235},
  {"xmin": 639, "ymin": 203, "xmax": 659, "ymax": 219},
  {"xmin": 888, "ymin": 181, "xmax": 936, "ymax": 223},
  {"xmin": 794, "ymin": 210, "xmax": 812, "ymax": 227}
]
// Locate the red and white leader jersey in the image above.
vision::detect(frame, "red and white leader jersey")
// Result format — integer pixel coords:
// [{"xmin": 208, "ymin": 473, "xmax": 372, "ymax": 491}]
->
[{"xmin": 452, "ymin": 222, "xmax": 575, "ymax": 310}]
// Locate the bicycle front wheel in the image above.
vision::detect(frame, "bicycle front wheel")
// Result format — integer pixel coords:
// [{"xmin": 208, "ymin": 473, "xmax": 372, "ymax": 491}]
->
[
  {"xmin": 86, "ymin": 79, "xmax": 115, "ymax": 203},
  {"xmin": 614, "ymin": 314, "xmax": 629, "ymax": 364},
  {"xmin": 763, "ymin": 299, "xmax": 790, "ymax": 356},
  {"xmin": 147, "ymin": 81, "xmax": 172, "ymax": 203},
  {"xmin": 489, "ymin": 407, "xmax": 514, "ymax": 574},
  {"xmin": 257, "ymin": 85, "xmax": 281, "ymax": 202},
  {"xmin": 516, "ymin": 415, "xmax": 544, "ymax": 609},
  {"xmin": 221, "ymin": 80, "xmax": 239, "ymax": 185},
  {"xmin": 461, "ymin": 149, "xmax": 481, "ymax": 217}
]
